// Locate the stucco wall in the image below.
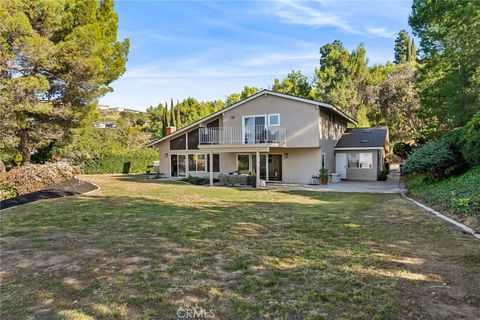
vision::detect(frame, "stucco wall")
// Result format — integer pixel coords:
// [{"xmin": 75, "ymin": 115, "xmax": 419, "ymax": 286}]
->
[
  {"xmin": 222, "ymin": 94, "xmax": 321, "ymax": 148},
  {"xmin": 335, "ymin": 149, "xmax": 379, "ymax": 181},
  {"xmin": 318, "ymin": 109, "xmax": 348, "ymax": 173},
  {"xmin": 270, "ymin": 147, "xmax": 322, "ymax": 184}
]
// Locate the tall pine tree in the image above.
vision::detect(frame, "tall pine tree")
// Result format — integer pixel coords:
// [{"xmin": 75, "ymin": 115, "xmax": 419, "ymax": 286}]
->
[{"xmin": 394, "ymin": 30, "xmax": 416, "ymax": 64}]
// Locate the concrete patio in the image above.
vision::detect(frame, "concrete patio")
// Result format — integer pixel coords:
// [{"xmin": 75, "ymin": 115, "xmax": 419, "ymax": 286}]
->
[{"xmin": 265, "ymin": 172, "xmax": 405, "ymax": 194}]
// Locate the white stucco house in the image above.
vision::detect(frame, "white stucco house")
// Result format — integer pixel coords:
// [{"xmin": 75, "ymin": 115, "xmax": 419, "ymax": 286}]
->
[{"xmin": 146, "ymin": 90, "xmax": 389, "ymax": 187}]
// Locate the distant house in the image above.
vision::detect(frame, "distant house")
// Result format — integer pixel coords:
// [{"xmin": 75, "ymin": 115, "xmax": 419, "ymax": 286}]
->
[
  {"xmin": 146, "ymin": 90, "xmax": 389, "ymax": 186},
  {"xmin": 94, "ymin": 121, "xmax": 117, "ymax": 129}
]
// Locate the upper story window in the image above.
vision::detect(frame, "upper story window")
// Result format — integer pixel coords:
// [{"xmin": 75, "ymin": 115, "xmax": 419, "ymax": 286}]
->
[{"xmin": 268, "ymin": 113, "xmax": 280, "ymax": 126}]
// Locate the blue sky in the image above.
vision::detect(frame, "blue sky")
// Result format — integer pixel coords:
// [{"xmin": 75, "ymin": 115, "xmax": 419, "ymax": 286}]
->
[{"xmin": 100, "ymin": 0, "xmax": 414, "ymax": 110}]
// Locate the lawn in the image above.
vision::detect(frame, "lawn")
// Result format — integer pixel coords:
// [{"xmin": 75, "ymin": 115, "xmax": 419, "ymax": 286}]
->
[{"xmin": 1, "ymin": 175, "xmax": 479, "ymax": 320}]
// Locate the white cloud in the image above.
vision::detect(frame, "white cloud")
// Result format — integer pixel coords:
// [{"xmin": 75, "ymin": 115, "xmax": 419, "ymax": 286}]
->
[
  {"xmin": 265, "ymin": 0, "xmax": 358, "ymax": 33},
  {"xmin": 239, "ymin": 52, "xmax": 318, "ymax": 67},
  {"xmin": 366, "ymin": 27, "xmax": 396, "ymax": 39}
]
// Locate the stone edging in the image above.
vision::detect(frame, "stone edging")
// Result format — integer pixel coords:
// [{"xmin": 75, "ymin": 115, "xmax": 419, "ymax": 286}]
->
[{"xmin": 402, "ymin": 193, "xmax": 480, "ymax": 240}]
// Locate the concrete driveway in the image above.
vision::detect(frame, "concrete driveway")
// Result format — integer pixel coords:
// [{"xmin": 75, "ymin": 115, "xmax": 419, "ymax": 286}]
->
[{"xmin": 266, "ymin": 173, "xmax": 405, "ymax": 194}]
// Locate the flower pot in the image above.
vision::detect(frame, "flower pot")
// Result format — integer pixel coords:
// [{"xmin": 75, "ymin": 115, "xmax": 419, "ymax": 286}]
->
[{"xmin": 320, "ymin": 178, "xmax": 328, "ymax": 185}]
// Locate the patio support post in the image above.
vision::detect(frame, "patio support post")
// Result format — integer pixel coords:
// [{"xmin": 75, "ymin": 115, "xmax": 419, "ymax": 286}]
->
[
  {"xmin": 209, "ymin": 150, "xmax": 213, "ymax": 186},
  {"xmin": 256, "ymin": 148, "xmax": 260, "ymax": 189}
]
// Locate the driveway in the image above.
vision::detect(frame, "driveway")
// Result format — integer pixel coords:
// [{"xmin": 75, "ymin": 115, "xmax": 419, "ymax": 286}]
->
[{"xmin": 266, "ymin": 172, "xmax": 405, "ymax": 193}]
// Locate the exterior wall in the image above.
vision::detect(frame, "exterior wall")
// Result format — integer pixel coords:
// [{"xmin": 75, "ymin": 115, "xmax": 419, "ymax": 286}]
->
[
  {"xmin": 318, "ymin": 109, "xmax": 348, "ymax": 173},
  {"xmin": 222, "ymin": 94, "xmax": 321, "ymax": 148},
  {"xmin": 270, "ymin": 147, "xmax": 322, "ymax": 184},
  {"xmin": 335, "ymin": 149, "xmax": 379, "ymax": 181}
]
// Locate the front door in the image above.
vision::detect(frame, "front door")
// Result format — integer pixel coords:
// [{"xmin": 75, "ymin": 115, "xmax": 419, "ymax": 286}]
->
[
  {"xmin": 268, "ymin": 155, "xmax": 282, "ymax": 181},
  {"xmin": 336, "ymin": 153, "xmax": 347, "ymax": 179}
]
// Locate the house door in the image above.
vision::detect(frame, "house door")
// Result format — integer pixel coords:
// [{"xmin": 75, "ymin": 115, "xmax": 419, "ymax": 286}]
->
[
  {"xmin": 336, "ymin": 153, "xmax": 347, "ymax": 179},
  {"xmin": 170, "ymin": 155, "xmax": 186, "ymax": 177},
  {"xmin": 171, "ymin": 155, "xmax": 178, "ymax": 177},
  {"xmin": 268, "ymin": 155, "xmax": 282, "ymax": 181},
  {"xmin": 243, "ymin": 116, "xmax": 266, "ymax": 144}
]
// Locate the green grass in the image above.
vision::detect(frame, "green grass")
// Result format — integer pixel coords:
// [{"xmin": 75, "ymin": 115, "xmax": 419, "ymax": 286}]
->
[
  {"xmin": 1, "ymin": 175, "xmax": 479, "ymax": 320},
  {"xmin": 407, "ymin": 166, "xmax": 480, "ymax": 218}
]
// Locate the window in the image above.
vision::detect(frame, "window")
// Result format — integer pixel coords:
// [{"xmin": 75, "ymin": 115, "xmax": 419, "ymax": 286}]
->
[
  {"xmin": 188, "ymin": 154, "xmax": 196, "ymax": 171},
  {"xmin": 187, "ymin": 129, "xmax": 199, "ymax": 150},
  {"xmin": 268, "ymin": 114, "xmax": 280, "ymax": 126},
  {"xmin": 237, "ymin": 154, "xmax": 250, "ymax": 174},
  {"xmin": 321, "ymin": 153, "xmax": 326, "ymax": 169},
  {"xmin": 170, "ymin": 134, "xmax": 186, "ymax": 150},
  {"xmin": 359, "ymin": 153, "xmax": 372, "ymax": 168},
  {"xmin": 187, "ymin": 154, "xmax": 206, "ymax": 172},
  {"xmin": 348, "ymin": 152, "xmax": 372, "ymax": 169}
]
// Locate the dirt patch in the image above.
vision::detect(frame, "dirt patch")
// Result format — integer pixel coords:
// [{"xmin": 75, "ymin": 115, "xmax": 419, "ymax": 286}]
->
[{"xmin": 0, "ymin": 178, "xmax": 98, "ymax": 210}]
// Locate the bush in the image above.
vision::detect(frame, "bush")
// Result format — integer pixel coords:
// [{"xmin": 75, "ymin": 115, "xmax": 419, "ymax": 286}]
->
[
  {"xmin": 181, "ymin": 175, "xmax": 209, "ymax": 185},
  {"xmin": 402, "ymin": 128, "xmax": 467, "ymax": 180},
  {"xmin": 377, "ymin": 169, "xmax": 388, "ymax": 181},
  {"xmin": 66, "ymin": 148, "xmax": 158, "ymax": 174},
  {"xmin": 393, "ymin": 142, "xmax": 415, "ymax": 160},
  {"xmin": 407, "ymin": 166, "xmax": 480, "ymax": 218},
  {"xmin": 462, "ymin": 111, "xmax": 480, "ymax": 166},
  {"xmin": 0, "ymin": 162, "xmax": 80, "ymax": 200}
]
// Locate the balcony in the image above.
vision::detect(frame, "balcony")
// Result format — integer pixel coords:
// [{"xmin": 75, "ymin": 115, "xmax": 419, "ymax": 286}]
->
[{"xmin": 199, "ymin": 126, "xmax": 286, "ymax": 145}]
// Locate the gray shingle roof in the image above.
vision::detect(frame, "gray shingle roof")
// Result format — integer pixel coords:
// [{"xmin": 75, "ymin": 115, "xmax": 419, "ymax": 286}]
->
[{"xmin": 335, "ymin": 127, "xmax": 388, "ymax": 149}]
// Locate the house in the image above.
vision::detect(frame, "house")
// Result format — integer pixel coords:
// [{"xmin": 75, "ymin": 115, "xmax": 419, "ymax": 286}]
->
[{"xmin": 146, "ymin": 90, "xmax": 389, "ymax": 187}]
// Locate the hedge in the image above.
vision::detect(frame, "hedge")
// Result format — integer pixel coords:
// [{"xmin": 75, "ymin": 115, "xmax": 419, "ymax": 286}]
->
[{"xmin": 80, "ymin": 148, "xmax": 159, "ymax": 174}]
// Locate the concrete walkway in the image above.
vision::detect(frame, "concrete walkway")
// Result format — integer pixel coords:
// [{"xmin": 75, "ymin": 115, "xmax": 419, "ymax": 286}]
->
[{"xmin": 265, "ymin": 172, "xmax": 405, "ymax": 193}]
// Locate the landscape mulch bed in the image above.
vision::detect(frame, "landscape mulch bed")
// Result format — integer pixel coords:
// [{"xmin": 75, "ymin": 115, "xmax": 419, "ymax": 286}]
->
[{"xmin": 0, "ymin": 178, "xmax": 98, "ymax": 211}]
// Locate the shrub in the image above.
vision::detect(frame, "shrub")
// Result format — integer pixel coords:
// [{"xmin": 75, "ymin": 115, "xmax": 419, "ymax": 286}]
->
[
  {"xmin": 462, "ymin": 111, "xmax": 480, "ymax": 166},
  {"xmin": 66, "ymin": 148, "xmax": 158, "ymax": 174},
  {"xmin": 0, "ymin": 162, "xmax": 80, "ymax": 200},
  {"xmin": 393, "ymin": 142, "xmax": 415, "ymax": 160},
  {"xmin": 407, "ymin": 166, "xmax": 480, "ymax": 218},
  {"xmin": 402, "ymin": 128, "xmax": 467, "ymax": 180},
  {"xmin": 181, "ymin": 175, "xmax": 209, "ymax": 185},
  {"xmin": 378, "ymin": 169, "xmax": 388, "ymax": 181}
]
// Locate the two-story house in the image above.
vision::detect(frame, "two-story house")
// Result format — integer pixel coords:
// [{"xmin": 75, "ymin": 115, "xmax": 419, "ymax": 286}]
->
[{"xmin": 146, "ymin": 90, "xmax": 389, "ymax": 187}]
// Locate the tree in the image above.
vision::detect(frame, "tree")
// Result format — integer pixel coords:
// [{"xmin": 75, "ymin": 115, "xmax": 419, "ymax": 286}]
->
[
  {"xmin": 394, "ymin": 30, "xmax": 416, "ymax": 64},
  {"xmin": 377, "ymin": 63, "xmax": 424, "ymax": 142},
  {"xmin": 409, "ymin": 0, "xmax": 480, "ymax": 128},
  {"xmin": 272, "ymin": 70, "xmax": 312, "ymax": 98},
  {"xmin": 225, "ymin": 86, "xmax": 260, "ymax": 105},
  {"xmin": 312, "ymin": 40, "xmax": 369, "ymax": 116},
  {"xmin": 0, "ymin": 0, "xmax": 129, "ymax": 163},
  {"xmin": 146, "ymin": 103, "xmax": 165, "ymax": 140}
]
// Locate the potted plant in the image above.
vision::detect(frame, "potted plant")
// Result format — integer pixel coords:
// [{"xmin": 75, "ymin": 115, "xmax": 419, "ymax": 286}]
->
[{"xmin": 319, "ymin": 168, "xmax": 329, "ymax": 185}]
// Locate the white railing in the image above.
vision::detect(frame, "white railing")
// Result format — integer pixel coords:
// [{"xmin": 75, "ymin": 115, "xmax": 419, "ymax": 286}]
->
[{"xmin": 199, "ymin": 126, "xmax": 286, "ymax": 145}]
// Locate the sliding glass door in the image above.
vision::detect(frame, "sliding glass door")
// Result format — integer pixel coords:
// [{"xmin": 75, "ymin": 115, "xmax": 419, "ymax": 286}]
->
[
  {"xmin": 243, "ymin": 115, "xmax": 266, "ymax": 144},
  {"xmin": 170, "ymin": 154, "xmax": 186, "ymax": 177}
]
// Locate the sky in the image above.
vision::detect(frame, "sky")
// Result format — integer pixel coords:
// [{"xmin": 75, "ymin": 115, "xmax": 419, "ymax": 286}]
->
[{"xmin": 99, "ymin": 0, "xmax": 414, "ymax": 110}]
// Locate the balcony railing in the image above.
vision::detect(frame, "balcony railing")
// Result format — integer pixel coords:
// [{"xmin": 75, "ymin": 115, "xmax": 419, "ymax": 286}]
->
[{"xmin": 199, "ymin": 126, "xmax": 286, "ymax": 145}]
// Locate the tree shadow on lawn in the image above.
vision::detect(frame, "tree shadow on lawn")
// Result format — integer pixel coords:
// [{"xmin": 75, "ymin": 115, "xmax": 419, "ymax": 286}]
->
[{"xmin": 1, "ymin": 191, "xmax": 479, "ymax": 320}]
